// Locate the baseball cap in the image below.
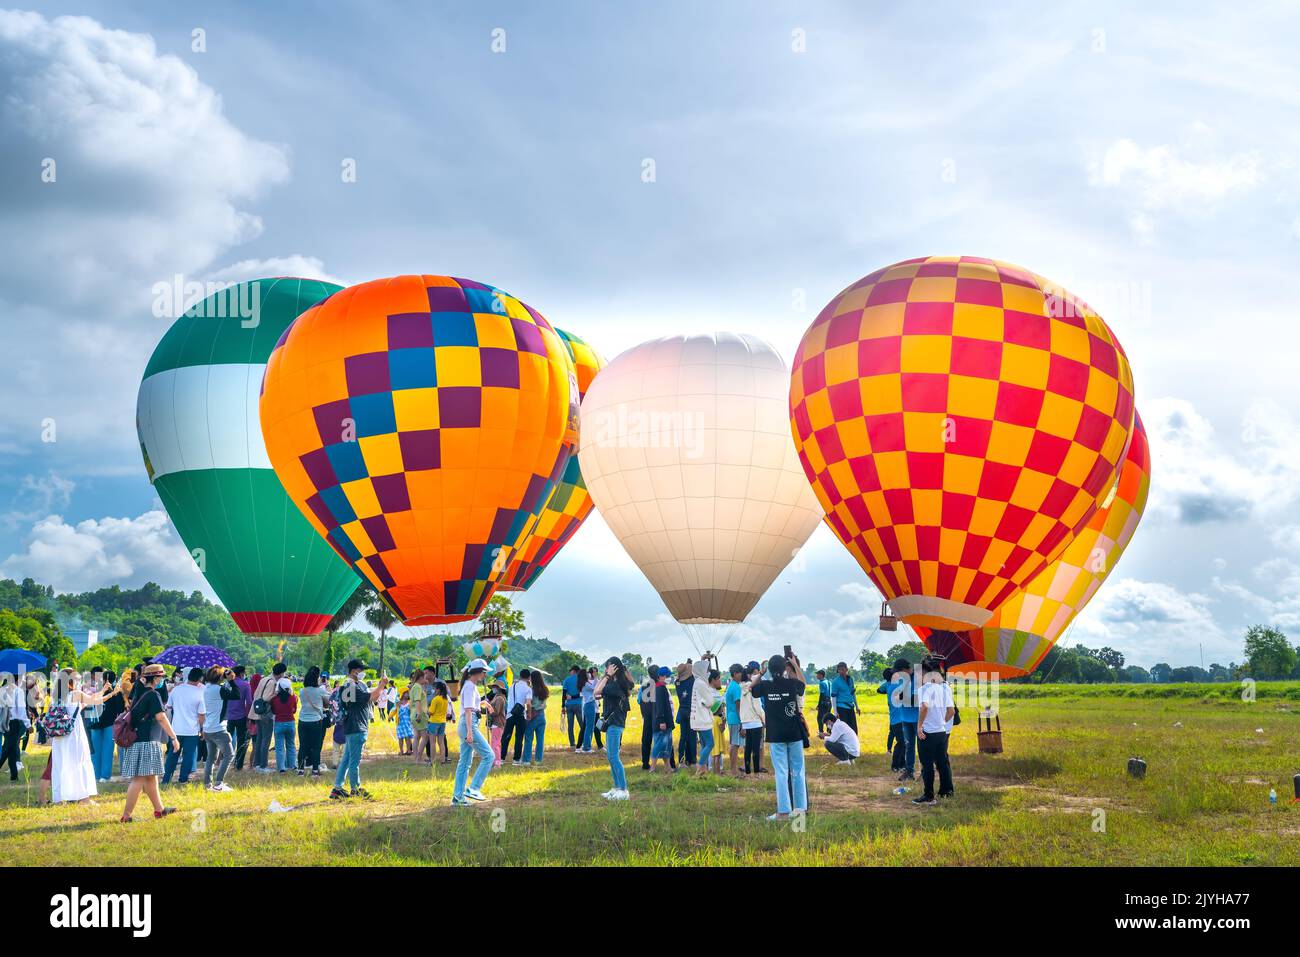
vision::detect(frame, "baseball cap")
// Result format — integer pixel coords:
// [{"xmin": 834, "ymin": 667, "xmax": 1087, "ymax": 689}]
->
[
  {"xmin": 466, "ymin": 657, "xmax": 488, "ymax": 673},
  {"xmin": 657, "ymin": 666, "xmax": 672, "ymax": 678},
  {"xmin": 346, "ymin": 658, "xmax": 368, "ymax": 673}
]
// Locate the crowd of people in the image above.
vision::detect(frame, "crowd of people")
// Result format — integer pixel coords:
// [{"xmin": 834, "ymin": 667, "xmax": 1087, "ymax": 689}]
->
[{"xmin": 0, "ymin": 647, "xmax": 961, "ymax": 820}]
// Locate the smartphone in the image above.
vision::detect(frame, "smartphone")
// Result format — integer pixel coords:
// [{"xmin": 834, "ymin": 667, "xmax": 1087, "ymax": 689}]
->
[{"xmin": 784, "ymin": 645, "xmax": 793, "ymax": 659}]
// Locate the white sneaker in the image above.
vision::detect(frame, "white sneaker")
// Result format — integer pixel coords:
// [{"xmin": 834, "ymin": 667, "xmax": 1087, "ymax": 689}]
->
[
  {"xmin": 838, "ymin": 759, "xmax": 855, "ymax": 765},
  {"xmin": 611, "ymin": 789, "xmax": 629, "ymax": 801},
  {"xmin": 465, "ymin": 789, "xmax": 487, "ymax": 802},
  {"xmin": 601, "ymin": 788, "xmax": 616, "ymax": 799}
]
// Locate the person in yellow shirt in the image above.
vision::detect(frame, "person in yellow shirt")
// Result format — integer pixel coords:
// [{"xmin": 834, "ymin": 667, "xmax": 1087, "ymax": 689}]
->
[{"xmin": 429, "ymin": 681, "xmax": 451, "ymax": 764}]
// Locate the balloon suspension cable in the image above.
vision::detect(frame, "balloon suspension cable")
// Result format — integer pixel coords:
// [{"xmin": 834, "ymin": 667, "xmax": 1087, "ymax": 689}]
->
[{"xmin": 681, "ymin": 622, "xmax": 741, "ymax": 664}]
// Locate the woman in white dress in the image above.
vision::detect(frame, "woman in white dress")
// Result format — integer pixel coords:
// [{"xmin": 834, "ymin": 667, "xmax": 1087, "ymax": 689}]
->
[{"xmin": 39, "ymin": 669, "xmax": 112, "ymax": 805}]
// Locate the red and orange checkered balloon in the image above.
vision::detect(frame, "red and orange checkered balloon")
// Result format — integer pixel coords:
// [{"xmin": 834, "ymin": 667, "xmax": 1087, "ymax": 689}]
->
[
  {"xmin": 916, "ymin": 410, "xmax": 1151, "ymax": 677},
  {"xmin": 497, "ymin": 328, "xmax": 606, "ymax": 592},
  {"xmin": 790, "ymin": 256, "xmax": 1136, "ymax": 631},
  {"xmin": 259, "ymin": 275, "xmax": 575, "ymax": 625}
]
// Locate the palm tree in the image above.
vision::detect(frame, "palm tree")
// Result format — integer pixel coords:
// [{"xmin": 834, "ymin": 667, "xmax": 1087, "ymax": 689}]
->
[
  {"xmin": 322, "ymin": 584, "xmax": 372, "ymax": 673},
  {"xmin": 364, "ymin": 600, "xmax": 398, "ymax": 678}
]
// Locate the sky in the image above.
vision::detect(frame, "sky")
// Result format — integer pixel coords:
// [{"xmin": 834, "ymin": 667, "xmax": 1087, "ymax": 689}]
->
[{"xmin": 1, "ymin": 1, "xmax": 1298, "ymax": 670}]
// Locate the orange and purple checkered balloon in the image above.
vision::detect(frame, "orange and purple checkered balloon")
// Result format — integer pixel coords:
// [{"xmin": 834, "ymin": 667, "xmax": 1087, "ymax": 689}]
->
[
  {"xmin": 259, "ymin": 275, "xmax": 574, "ymax": 625},
  {"xmin": 497, "ymin": 328, "xmax": 606, "ymax": 592},
  {"xmin": 789, "ymin": 256, "xmax": 1136, "ymax": 631}
]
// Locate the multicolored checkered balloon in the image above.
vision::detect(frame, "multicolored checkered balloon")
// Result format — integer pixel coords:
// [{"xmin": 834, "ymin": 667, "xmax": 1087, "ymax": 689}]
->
[
  {"xmin": 259, "ymin": 275, "xmax": 575, "ymax": 625},
  {"xmin": 497, "ymin": 328, "xmax": 606, "ymax": 592},
  {"xmin": 916, "ymin": 411, "xmax": 1151, "ymax": 677},
  {"xmin": 790, "ymin": 256, "xmax": 1136, "ymax": 631}
]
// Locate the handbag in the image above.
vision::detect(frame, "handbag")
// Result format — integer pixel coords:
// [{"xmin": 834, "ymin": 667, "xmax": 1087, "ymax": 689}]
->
[{"xmin": 112, "ymin": 707, "xmax": 138, "ymax": 748}]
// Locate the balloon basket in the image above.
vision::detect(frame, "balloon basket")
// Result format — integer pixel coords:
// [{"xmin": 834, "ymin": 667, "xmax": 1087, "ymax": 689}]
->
[
  {"xmin": 433, "ymin": 657, "xmax": 460, "ymax": 697},
  {"xmin": 977, "ymin": 711, "xmax": 1003, "ymax": 755}
]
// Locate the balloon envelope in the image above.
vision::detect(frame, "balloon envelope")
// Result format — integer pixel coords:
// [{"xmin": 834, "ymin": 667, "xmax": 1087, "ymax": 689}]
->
[
  {"xmin": 919, "ymin": 410, "xmax": 1151, "ymax": 677},
  {"xmin": 790, "ymin": 256, "xmax": 1136, "ymax": 631},
  {"xmin": 579, "ymin": 332, "xmax": 823, "ymax": 625},
  {"xmin": 498, "ymin": 328, "xmax": 606, "ymax": 591},
  {"xmin": 137, "ymin": 279, "xmax": 361, "ymax": 636},
  {"xmin": 259, "ymin": 275, "xmax": 573, "ymax": 625}
]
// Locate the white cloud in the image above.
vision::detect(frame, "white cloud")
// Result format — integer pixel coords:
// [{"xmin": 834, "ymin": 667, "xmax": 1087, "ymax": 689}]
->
[
  {"xmin": 0, "ymin": 509, "xmax": 205, "ymax": 594},
  {"xmin": 2, "ymin": 471, "xmax": 76, "ymax": 528},
  {"xmin": 1070, "ymin": 577, "xmax": 1234, "ymax": 667},
  {"xmin": 1093, "ymin": 137, "xmax": 1261, "ymax": 225},
  {"xmin": 205, "ymin": 256, "xmax": 349, "ymax": 289},
  {"xmin": 1143, "ymin": 396, "xmax": 1300, "ymax": 524}
]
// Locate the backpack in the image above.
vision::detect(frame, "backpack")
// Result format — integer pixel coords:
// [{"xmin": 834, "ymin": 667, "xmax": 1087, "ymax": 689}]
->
[
  {"xmin": 39, "ymin": 703, "xmax": 78, "ymax": 738},
  {"xmin": 112, "ymin": 707, "xmax": 138, "ymax": 748}
]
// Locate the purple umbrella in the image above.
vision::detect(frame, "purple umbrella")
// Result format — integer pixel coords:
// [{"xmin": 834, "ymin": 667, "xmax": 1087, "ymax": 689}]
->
[{"xmin": 152, "ymin": 645, "xmax": 236, "ymax": 670}]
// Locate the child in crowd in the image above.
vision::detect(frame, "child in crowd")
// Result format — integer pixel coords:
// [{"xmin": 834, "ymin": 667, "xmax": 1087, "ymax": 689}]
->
[
  {"xmin": 488, "ymin": 679, "xmax": 507, "ymax": 767},
  {"xmin": 395, "ymin": 690, "xmax": 413, "ymax": 755},
  {"xmin": 430, "ymin": 681, "xmax": 451, "ymax": 764}
]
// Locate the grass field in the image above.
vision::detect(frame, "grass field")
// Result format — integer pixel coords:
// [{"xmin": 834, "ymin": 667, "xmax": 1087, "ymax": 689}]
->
[{"xmin": 4, "ymin": 683, "xmax": 1297, "ymax": 866}]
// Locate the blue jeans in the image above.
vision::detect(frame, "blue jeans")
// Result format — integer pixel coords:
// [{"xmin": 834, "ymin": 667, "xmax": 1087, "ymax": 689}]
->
[
  {"xmin": 523, "ymin": 713, "xmax": 546, "ymax": 763},
  {"xmin": 651, "ymin": 729, "xmax": 672, "ymax": 759},
  {"xmin": 697, "ymin": 728, "xmax": 714, "ymax": 767},
  {"xmin": 89, "ymin": 726, "xmax": 115, "ymax": 779},
  {"xmin": 605, "ymin": 724, "xmax": 626, "ymax": 790},
  {"xmin": 454, "ymin": 718, "xmax": 494, "ymax": 799},
  {"xmin": 768, "ymin": 741, "xmax": 807, "ymax": 815},
  {"xmin": 580, "ymin": 700, "xmax": 596, "ymax": 750},
  {"xmin": 163, "ymin": 734, "xmax": 199, "ymax": 783},
  {"xmin": 565, "ymin": 701, "xmax": 582, "ymax": 746},
  {"xmin": 900, "ymin": 721, "xmax": 917, "ymax": 774},
  {"xmin": 273, "ymin": 721, "xmax": 297, "ymax": 771},
  {"xmin": 333, "ymin": 731, "xmax": 366, "ymax": 791}
]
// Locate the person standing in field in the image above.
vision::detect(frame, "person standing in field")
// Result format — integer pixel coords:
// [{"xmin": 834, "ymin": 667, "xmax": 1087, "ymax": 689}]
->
[
  {"xmin": 638, "ymin": 669, "xmax": 657, "ymax": 771},
  {"xmin": 673, "ymin": 662, "xmax": 696, "ymax": 768},
  {"xmin": 227, "ymin": 665, "xmax": 252, "ymax": 771},
  {"xmin": 395, "ymin": 690, "xmax": 413, "ymax": 755},
  {"xmin": 429, "ymin": 679, "xmax": 452, "ymax": 764},
  {"xmin": 724, "ymin": 663, "xmax": 744, "ymax": 777},
  {"xmin": 451, "ymin": 659, "xmax": 494, "ymax": 806},
  {"xmin": 876, "ymin": 667, "xmax": 903, "ymax": 770},
  {"xmin": 521, "ymin": 669, "xmax": 549, "ymax": 767},
  {"xmin": 710, "ymin": 672, "xmax": 727, "ymax": 773},
  {"xmin": 748, "ymin": 653, "xmax": 808, "ymax": 821},
  {"xmin": 562, "ymin": 665, "xmax": 583, "ymax": 748},
  {"xmin": 688, "ymin": 660, "xmax": 718, "ymax": 776},
  {"xmin": 119, "ymin": 663, "xmax": 179, "ymax": 822},
  {"xmin": 201, "ymin": 666, "xmax": 239, "ymax": 791},
  {"xmin": 649, "ymin": 666, "xmax": 675, "ymax": 772},
  {"xmin": 89, "ymin": 670, "xmax": 125, "ymax": 782},
  {"xmin": 891, "ymin": 658, "xmax": 920, "ymax": 782},
  {"xmin": 913, "ymin": 658, "xmax": 955, "ymax": 806},
  {"xmin": 830, "ymin": 662, "xmax": 859, "ymax": 732},
  {"xmin": 162, "ymin": 668, "xmax": 205, "ymax": 785},
  {"xmin": 329, "ymin": 659, "xmax": 387, "ymax": 801},
  {"xmin": 594, "ymin": 656, "xmax": 634, "ymax": 800},
  {"xmin": 815, "ymin": 669, "xmax": 833, "ymax": 732},
  {"xmin": 487, "ymin": 679, "xmax": 507, "ymax": 767},
  {"xmin": 502, "ymin": 668, "xmax": 532, "ymax": 764},
  {"xmin": 296, "ymin": 666, "xmax": 330, "ymax": 776},
  {"xmin": 738, "ymin": 666, "xmax": 766, "ymax": 775},
  {"xmin": 408, "ymin": 669, "xmax": 429, "ymax": 763},
  {"xmin": 270, "ymin": 677, "xmax": 298, "ymax": 773}
]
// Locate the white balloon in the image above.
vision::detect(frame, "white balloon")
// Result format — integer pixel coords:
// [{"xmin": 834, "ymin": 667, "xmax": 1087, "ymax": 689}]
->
[{"xmin": 578, "ymin": 333, "xmax": 822, "ymax": 624}]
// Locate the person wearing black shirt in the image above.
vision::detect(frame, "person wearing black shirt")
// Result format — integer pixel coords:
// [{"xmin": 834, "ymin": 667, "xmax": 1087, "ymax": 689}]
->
[
  {"xmin": 593, "ymin": 657, "xmax": 634, "ymax": 800},
  {"xmin": 674, "ymin": 663, "xmax": 696, "ymax": 767},
  {"xmin": 119, "ymin": 663, "xmax": 179, "ymax": 823},
  {"xmin": 747, "ymin": 653, "xmax": 808, "ymax": 821}
]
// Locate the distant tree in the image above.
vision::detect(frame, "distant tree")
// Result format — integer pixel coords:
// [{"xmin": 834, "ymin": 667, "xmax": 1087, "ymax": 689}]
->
[
  {"xmin": 1207, "ymin": 662, "xmax": 1233, "ymax": 682},
  {"xmin": 858, "ymin": 649, "xmax": 888, "ymax": 681},
  {"xmin": 1149, "ymin": 662, "xmax": 1172, "ymax": 683},
  {"xmin": 1243, "ymin": 625, "xmax": 1296, "ymax": 679},
  {"xmin": 618, "ymin": 652, "xmax": 646, "ymax": 680},
  {"xmin": 1168, "ymin": 665, "xmax": 1209, "ymax": 683},
  {"xmin": 540, "ymin": 649, "xmax": 593, "ymax": 679},
  {"xmin": 1076, "ymin": 654, "xmax": 1114, "ymax": 683},
  {"xmin": 884, "ymin": 641, "xmax": 929, "ymax": 666},
  {"xmin": 1117, "ymin": 665, "xmax": 1150, "ymax": 683},
  {"xmin": 1094, "ymin": 646, "xmax": 1125, "ymax": 669}
]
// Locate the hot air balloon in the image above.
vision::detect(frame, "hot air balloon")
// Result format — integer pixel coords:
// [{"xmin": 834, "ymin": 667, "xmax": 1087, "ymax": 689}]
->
[
  {"xmin": 136, "ymin": 279, "xmax": 362, "ymax": 636},
  {"xmin": 497, "ymin": 328, "xmax": 606, "ymax": 592},
  {"xmin": 790, "ymin": 256, "xmax": 1136, "ymax": 631},
  {"xmin": 258, "ymin": 275, "xmax": 574, "ymax": 625},
  {"xmin": 578, "ymin": 333, "xmax": 824, "ymax": 653},
  {"xmin": 916, "ymin": 410, "xmax": 1150, "ymax": 677}
]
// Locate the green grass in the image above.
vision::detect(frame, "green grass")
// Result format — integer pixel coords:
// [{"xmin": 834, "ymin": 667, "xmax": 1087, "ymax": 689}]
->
[{"xmin": 4, "ymin": 684, "xmax": 1297, "ymax": 866}]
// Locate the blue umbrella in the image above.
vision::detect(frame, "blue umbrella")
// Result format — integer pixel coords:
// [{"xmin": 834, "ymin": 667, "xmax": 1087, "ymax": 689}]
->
[
  {"xmin": 152, "ymin": 645, "xmax": 235, "ymax": 670},
  {"xmin": 0, "ymin": 648, "xmax": 48, "ymax": 674}
]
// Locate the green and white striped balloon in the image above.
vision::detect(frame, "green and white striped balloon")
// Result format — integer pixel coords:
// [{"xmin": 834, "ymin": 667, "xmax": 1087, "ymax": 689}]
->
[{"xmin": 136, "ymin": 278, "xmax": 361, "ymax": 636}]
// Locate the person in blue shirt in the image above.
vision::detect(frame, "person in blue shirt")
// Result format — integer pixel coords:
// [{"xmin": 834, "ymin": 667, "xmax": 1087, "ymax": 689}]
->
[
  {"xmin": 815, "ymin": 669, "xmax": 833, "ymax": 731},
  {"xmin": 889, "ymin": 658, "xmax": 920, "ymax": 780},
  {"xmin": 724, "ymin": 663, "xmax": 745, "ymax": 777},
  {"xmin": 561, "ymin": 666, "xmax": 582, "ymax": 748},
  {"xmin": 876, "ymin": 667, "xmax": 901, "ymax": 769},
  {"xmin": 830, "ymin": 662, "xmax": 859, "ymax": 732}
]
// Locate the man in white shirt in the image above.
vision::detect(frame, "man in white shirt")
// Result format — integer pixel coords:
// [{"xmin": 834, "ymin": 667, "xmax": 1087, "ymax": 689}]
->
[
  {"xmin": 501, "ymin": 669, "xmax": 533, "ymax": 765},
  {"xmin": 912, "ymin": 658, "xmax": 955, "ymax": 805},
  {"xmin": 820, "ymin": 713, "xmax": 861, "ymax": 764},
  {"xmin": 162, "ymin": 668, "xmax": 206, "ymax": 785}
]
